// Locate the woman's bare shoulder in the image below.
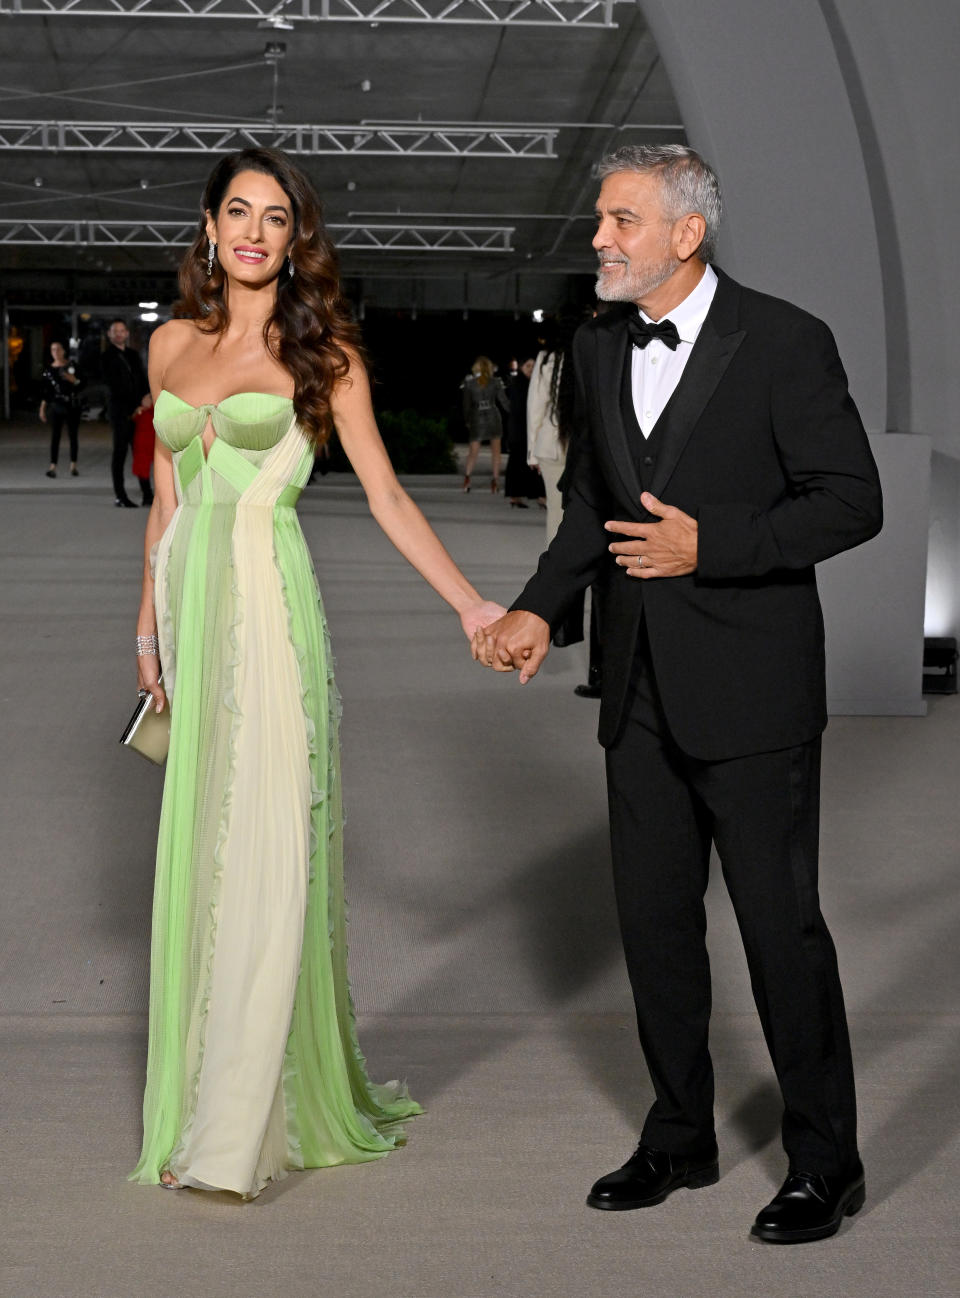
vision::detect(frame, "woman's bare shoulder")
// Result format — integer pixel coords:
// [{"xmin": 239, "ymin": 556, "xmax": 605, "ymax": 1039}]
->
[{"xmin": 151, "ymin": 318, "xmax": 199, "ymax": 352}]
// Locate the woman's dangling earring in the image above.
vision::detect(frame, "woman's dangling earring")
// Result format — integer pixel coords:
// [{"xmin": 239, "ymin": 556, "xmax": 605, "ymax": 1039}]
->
[
  {"xmin": 206, "ymin": 240, "xmax": 216, "ymax": 277},
  {"xmin": 287, "ymin": 257, "xmax": 295, "ymax": 280}
]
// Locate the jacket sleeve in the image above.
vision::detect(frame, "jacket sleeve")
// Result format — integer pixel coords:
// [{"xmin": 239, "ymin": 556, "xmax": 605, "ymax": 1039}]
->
[
  {"xmin": 131, "ymin": 351, "xmax": 149, "ymax": 402},
  {"xmin": 696, "ymin": 315, "xmax": 883, "ymax": 578},
  {"xmin": 100, "ymin": 348, "xmax": 119, "ymax": 390},
  {"xmin": 511, "ymin": 332, "xmax": 614, "ymax": 628}
]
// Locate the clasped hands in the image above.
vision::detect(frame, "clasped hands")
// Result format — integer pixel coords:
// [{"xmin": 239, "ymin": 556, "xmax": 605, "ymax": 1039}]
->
[{"xmin": 472, "ymin": 492, "xmax": 697, "ymax": 683}]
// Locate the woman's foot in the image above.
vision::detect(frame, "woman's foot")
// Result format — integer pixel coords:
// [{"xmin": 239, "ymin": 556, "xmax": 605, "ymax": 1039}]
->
[
  {"xmin": 45, "ymin": 465, "xmax": 56, "ymax": 478},
  {"xmin": 462, "ymin": 475, "xmax": 471, "ymax": 493},
  {"xmin": 490, "ymin": 477, "xmax": 500, "ymax": 494},
  {"xmin": 70, "ymin": 463, "xmax": 79, "ymax": 476},
  {"xmin": 509, "ymin": 498, "xmax": 529, "ymax": 508},
  {"xmin": 160, "ymin": 1171, "xmax": 183, "ymax": 1190}
]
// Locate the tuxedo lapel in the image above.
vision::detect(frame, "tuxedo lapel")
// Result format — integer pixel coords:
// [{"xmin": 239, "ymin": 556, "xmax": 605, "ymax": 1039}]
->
[
  {"xmin": 648, "ymin": 272, "xmax": 745, "ymax": 502},
  {"xmin": 595, "ymin": 314, "xmax": 644, "ymax": 505}
]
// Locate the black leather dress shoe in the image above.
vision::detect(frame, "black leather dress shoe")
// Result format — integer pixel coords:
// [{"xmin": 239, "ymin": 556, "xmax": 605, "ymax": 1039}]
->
[
  {"xmin": 751, "ymin": 1160, "xmax": 865, "ymax": 1244},
  {"xmin": 115, "ymin": 495, "xmax": 138, "ymax": 508},
  {"xmin": 587, "ymin": 1141, "xmax": 719, "ymax": 1211}
]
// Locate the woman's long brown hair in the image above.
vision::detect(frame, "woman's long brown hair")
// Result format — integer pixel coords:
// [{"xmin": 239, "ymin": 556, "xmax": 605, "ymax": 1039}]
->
[{"xmin": 175, "ymin": 147, "xmax": 363, "ymax": 447}]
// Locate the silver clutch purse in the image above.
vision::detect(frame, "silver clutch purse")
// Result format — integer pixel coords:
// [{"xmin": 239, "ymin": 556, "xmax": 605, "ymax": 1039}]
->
[{"xmin": 120, "ymin": 677, "xmax": 170, "ymax": 765}]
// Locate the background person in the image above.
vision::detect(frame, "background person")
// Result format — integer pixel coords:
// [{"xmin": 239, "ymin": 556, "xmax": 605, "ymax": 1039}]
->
[
  {"xmin": 460, "ymin": 354, "xmax": 509, "ymax": 493},
  {"xmin": 102, "ymin": 318, "xmax": 150, "ymax": 507},
  {"xmin": 504, "ymin": 355, "xmax": 539, "ymax": 508},
  {"xmin": 130, "ymin": 394, "xmax": 156, "ymax": 504},
  {"xmin": 528, "ymin": 315, "xmax": 585, "ymax": 647},
  {"xmin": 527, "ymin": 314, "xmax": 579, "ymax": 540},
  {"xmin": 38, "ymin": 340, "xmax": 81, "ymax": 478}
]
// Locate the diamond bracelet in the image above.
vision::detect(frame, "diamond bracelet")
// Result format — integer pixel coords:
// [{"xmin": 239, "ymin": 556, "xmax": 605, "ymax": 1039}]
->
[{"xmin": 136, "ymin": 635, "xmax": 159, "ymax": 657}]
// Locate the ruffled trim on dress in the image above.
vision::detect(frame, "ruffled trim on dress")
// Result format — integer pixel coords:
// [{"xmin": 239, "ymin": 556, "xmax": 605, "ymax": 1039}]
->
[
  {"xmin": 151, "ymin": 512, "xmax": 180, "ymax": 701},
  {"xmin": 273, "ymin": 526, "xmax": 421, "ymax": 1155}
]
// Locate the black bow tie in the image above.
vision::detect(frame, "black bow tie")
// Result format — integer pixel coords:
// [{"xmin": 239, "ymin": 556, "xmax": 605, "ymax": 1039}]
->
[{"xmin": 626, "ymin": 315, "xmax": 681, "ymax": 351}]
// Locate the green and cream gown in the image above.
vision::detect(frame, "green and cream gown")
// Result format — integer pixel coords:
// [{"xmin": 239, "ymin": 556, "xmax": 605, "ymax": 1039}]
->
[{"xmin": 130, "ymin": 391, "xmax": 420, "ymax": 1197}]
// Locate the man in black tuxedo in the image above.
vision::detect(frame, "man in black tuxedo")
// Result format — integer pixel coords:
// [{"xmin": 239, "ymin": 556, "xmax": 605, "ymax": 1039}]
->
[
  {"xmin": 474, "ymin": 145, "xmax": 882, "ymax": 1244},
  {"xmin": 102, "ymin": 317, "xmax": 151, "ymax": 508}
]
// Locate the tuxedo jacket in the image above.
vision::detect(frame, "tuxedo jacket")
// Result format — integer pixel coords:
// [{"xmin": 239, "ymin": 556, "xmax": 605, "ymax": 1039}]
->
[{"xmin": 512, "ymin": 268, "xmax": 883, "ymax": 760}]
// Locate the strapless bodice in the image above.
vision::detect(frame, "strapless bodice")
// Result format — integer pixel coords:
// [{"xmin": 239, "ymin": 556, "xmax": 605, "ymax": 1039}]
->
[{"xmin": 154, "ymin": 390, "xmax": 295, "ymax": 453}]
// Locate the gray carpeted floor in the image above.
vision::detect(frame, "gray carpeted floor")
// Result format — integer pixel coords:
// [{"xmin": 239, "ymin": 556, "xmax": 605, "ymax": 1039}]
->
[{"xmin": 2, "ymin": 423, "xmax": 958, "ymax": 1297}]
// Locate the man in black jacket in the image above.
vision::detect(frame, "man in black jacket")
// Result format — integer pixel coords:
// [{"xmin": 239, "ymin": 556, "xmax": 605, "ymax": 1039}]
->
[
  {"xmin": 474, "ymin": 145, "xmax": 882, "ymax": 1244},
  {"xmin": 102, "ymin": 318, "xmax": 150, "ymax": 507}
]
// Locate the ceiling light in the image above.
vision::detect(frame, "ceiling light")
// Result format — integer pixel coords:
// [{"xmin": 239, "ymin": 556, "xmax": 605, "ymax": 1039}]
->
[
  {"xmin": 264, "ymin": 40, "xmax": 287, "ymax": 61},
  {"xmin": 139, "ymin": 179, "xmax": 149, "ymax": 190},
  {"xmin": 33, "ymin": 176, "xmax": 44, "ymax": 187},
  {"xmin": 138, "ymin": 301, "xmax": 158, "ymax": 309},
  {"xmin": 360, "ymin": 79, "xmax": 372, "ymax": 93},
  {"xmin": 140, "ymin": 312, "xmax": 159, "ymax": 322},
  {"xmin": 532, "ymin": 309, "xmax": 544, "ymax": 323},
  {"xmin": 346, "ymin": 181, "xmax": 357, "ymax": 192},
  {"xmin": 258, "ymin": 17, "xmax": 293, "ymax": 31}
]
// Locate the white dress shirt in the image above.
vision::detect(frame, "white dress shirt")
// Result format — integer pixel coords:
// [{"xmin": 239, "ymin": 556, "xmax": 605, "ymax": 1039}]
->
[{"xmin": 631, "ymin": 263, "xmax": 718, "ymax": 437}]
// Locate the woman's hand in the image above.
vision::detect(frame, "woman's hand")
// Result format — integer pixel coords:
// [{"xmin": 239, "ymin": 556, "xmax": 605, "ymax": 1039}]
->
[
  {"xmin": 459, "ymin": 600, "xmax": 508, "ymax": 641},
  {"xmin": 39, "ymin": 403, "xmax": 47, "ymax": 423},
  {"xmin": 137, "ymin": 653, "xmax": 167, "ymax": 714}
]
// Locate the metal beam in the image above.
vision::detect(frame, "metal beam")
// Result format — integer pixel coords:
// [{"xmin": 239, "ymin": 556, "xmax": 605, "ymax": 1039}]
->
[
  {"xmin": 0, "ymin": 0, "xmax": 620, "ymax": 27},
  {"xmin": 0, "ymin": 119, "xmax": 558, "ymax": 158},
  {"xmin": 0, "ymin": 218, "xmax": 515, "ymax": 251}
]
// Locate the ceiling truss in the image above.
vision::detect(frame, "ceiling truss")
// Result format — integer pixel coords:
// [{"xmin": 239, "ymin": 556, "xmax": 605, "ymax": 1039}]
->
[
  {"xmin": 0, "ymin": 0, "xmax": 621, "ymax": 26},
  {"xmin": 0, "ymin": 217, "xmax": 516, "ymax": 252},
  {"xmin": 0, "ymin": 119, "xmax": 558, "ymax": 157}
]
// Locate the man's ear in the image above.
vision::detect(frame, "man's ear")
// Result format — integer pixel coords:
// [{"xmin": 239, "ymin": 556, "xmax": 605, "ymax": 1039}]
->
[{"xmin": 675, "ymin": 212, "xmax": 707, "ymax": 264}]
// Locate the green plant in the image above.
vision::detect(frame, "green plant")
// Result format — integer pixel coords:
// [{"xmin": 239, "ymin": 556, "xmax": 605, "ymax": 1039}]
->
[{"xmin": 374, "ymin": 408, "xmax": 458, "ymax": 474}]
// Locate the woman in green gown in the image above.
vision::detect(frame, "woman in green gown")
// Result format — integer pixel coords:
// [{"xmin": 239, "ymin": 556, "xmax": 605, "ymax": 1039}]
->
[{"xmin": 130, "ymin": 148, "xmax": 504, "ymax": 1198}]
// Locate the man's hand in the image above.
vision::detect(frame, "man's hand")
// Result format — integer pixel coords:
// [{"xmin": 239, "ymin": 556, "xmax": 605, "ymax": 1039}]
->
[
  {"xmin": 606, "ymin": 491, "xmax": 698, "ymax": 578},
  {"xmin": 459, "ymin": 600, "xmax": 509, "ymax": 641},
  {"xmin": 472, "ymin": 610, "xmax": 550, "ymax": 684}
]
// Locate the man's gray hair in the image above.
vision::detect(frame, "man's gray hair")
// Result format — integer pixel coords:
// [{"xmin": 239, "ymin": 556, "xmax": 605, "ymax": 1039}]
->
[{"xmin": 595, "ymin": 144, "xmax": 723, "ymax": 263}]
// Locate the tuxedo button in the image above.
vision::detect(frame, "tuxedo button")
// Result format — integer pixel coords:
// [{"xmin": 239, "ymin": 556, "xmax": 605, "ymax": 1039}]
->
[
  {"xmin": 650, "ymin": 355, "xmax": 660, "ymax": 365},
  {"xmin": 643, "ymin": 456, "xmax": 654, "ymax": 466}
]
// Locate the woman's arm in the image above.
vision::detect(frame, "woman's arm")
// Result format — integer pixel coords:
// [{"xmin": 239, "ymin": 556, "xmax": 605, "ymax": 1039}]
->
[
  {"xmin": 332, "ymin": 356, "xmax": 504, "ymax": 638},
  {"xmin": 135, "ymin": 325, "xmax": 180, "ymax": 711}
]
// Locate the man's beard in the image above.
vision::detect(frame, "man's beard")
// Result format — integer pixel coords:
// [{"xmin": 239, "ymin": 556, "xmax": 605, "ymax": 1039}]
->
[{"xmin": 595, "ymin": 249, "xmax": 679, "ymax": 304}]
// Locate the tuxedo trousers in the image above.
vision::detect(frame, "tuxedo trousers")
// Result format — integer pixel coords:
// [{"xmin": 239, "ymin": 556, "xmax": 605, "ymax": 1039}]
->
[
  {"xmin": 110, "ymin": 413, "xmax": 134, "ymax": 498},
  {"xmin": 605, "ymin": 628, "xmax": 858, "ymax": 1176}
]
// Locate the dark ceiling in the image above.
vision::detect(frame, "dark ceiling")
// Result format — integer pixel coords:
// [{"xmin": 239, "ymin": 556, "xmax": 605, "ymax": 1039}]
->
[{"xmin": 0, "ymin": 1, "xmax": 685, "ymax": 308}]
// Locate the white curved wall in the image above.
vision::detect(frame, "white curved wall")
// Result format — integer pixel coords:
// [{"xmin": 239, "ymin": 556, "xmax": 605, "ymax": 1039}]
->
[
  {"xmin": 639, "ymin": 0, "xmax": 887, "ymax": 431},
  {"xmin": 638, "ymin": 0, "xmax": 957, "ymax": 707}
]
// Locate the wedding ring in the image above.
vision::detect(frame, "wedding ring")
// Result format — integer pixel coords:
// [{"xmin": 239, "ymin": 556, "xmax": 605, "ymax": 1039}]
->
[{"xmin": 637, "ymin": 555, "xmax": 643, "ymax": 568}]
